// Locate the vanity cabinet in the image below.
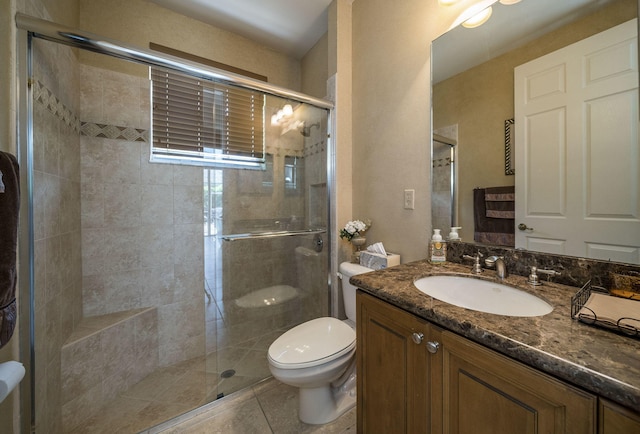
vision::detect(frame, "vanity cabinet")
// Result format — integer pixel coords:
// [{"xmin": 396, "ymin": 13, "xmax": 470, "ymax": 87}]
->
[
  {"xmin": 441, "ymin": 330, "xmax": 596, "ymax": 434},
  {"xmin": 599, "ymin": 399, "xmax": 640, "ymax": 433},
  {"xmin": 357, "ymin": 290, "xmax": 600, "ymax": 434},
  {"xmin": 357, "ymin": 291, "xmax": 442, "ymax": 433}
]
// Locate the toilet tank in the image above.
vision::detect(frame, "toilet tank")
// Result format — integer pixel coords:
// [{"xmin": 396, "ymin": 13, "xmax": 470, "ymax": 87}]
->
[{"xmin": 339, "ymin": 262, "xmax": 373, "ymax": 322}]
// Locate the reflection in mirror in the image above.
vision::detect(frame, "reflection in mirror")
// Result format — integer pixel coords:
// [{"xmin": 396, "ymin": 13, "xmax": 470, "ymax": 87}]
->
[
  {"xmin": 285, "ymin": 156, "xmax": 302, "ymax": 194},
  {"xmin": 432, "ymin": 0, "xmax": 639, "ymax": 264},
  {"xmin": 432, "ymin": 132, "xmax": 457, "ymax": 234}
]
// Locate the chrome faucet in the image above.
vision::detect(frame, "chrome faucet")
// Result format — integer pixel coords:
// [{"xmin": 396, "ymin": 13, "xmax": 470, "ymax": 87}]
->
[
  {"xmin": 485, "ymin": 256, "xmax": 507, "ymax": 279},
  {"xmin": 495, "ymin": 257, "xmax": 507, "ymax": 279}
]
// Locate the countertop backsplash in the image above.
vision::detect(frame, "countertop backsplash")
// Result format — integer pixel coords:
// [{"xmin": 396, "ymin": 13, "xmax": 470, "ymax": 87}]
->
[{"xmin": 446, "ymin": 241, "xmax": 640, "ymax": 290}]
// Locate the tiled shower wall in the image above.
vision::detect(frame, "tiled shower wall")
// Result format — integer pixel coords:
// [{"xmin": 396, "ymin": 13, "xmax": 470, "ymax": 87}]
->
[
  {"xmin": 79, "ymin": 63, "xmax": 205, "ymax": 368},
  {"xmin": 32, "ymin": 38, "xmax": 83, "ymax": 433},
  {"xmin": 221, "ymin": 99, "xmax": 328, "ymax": 303},
  {"xmin": 31, "ymin": 54, "xmax": 205, "ymax": 431}
]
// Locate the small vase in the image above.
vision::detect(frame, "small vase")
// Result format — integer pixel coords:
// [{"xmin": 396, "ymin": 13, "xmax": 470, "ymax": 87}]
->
[{"xmin": 351, "ymin": 236, "xmax": 366, "ymax": 251}]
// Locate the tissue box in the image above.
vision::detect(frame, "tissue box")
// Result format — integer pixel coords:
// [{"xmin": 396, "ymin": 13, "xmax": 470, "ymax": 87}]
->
[{"xmin": 359, "ymin": 251, "xmax": 400, "ymax": 270}]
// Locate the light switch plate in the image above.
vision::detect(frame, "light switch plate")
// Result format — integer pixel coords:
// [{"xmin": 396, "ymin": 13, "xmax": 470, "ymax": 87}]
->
[{"xmin": 404, "ymin": 189, "xmax": 415, "ymax": 210}]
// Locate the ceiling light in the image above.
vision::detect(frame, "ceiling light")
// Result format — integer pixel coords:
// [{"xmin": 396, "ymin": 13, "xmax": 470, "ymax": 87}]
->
[
  {"xmin": 282, "ymin": 104, "xmax": 293, "ymax": 117},
  {"xmin": 438, "ymin": 0, "xmax": 459, "ymax": 5},
  {"xmin": 462, "ymin": 6, "xmax": 493, "ymax": 28},
  {"xmin": 499, "ymin": 0, "xmax": 521, "ymax": 4},
  {"xmin": 449, "ymin": 0, "xmax": 495, "ymax": 30}
]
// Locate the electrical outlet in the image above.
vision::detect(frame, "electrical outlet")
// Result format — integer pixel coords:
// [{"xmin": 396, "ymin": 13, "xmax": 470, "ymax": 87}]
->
[{"xmin": 404, "ymin": 189, "xmax": 415, "ymax": 210}]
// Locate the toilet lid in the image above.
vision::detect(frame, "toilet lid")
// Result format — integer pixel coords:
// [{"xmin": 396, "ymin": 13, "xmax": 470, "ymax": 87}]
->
[{"xmin": 268, "ymin": 317, "xmax": 356, "ymax": 369}]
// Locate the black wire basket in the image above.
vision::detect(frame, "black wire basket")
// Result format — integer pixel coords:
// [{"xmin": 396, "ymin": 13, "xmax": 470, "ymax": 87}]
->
[{"xmin": 571, "ymin": 280, "xmax": 640, "ymax": 339}]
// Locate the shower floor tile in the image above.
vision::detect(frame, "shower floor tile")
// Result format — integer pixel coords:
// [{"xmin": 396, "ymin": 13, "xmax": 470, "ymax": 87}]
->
[
  {"xmin": 67, "ymin": 320, "xmax": 284, "ymax": 433},
  {"xmin": 146, "ymin": 378, "xmax": 357, "ymax": 434}
]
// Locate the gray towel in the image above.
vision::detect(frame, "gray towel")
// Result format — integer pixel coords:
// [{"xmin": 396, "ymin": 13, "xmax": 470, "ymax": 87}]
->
[{"xmin": 0, "ymin": 152, "xmax": 19, "ymax": 349}]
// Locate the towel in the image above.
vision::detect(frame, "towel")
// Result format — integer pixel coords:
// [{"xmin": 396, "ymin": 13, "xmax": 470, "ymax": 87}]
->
[
  {"xmin": 484, "ymin": 186, "xmax": 515, "ymax": 219},
  {"xmin": 0, "ymin": 152, "xmax": 19, "ymax": 349},
  {"xmin": 473, "ymin": 187, "xmax": 514, "ymax": 247}
]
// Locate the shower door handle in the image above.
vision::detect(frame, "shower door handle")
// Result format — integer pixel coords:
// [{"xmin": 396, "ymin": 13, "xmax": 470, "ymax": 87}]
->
[
  {"xmin": 314, "ymin": 234, "xmax": 324, "ymax": 253},
  {"xmin": 221, "ymin": 228, "xmax": 326, "ymax": 241}
]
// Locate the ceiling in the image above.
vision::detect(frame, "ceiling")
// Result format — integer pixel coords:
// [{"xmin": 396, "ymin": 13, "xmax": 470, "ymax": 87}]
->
[
  {"xmin": 149, "ymin": 0, "xmax": 334, "ymax": 59},
  {"xmin": 433, "ymin": 0, "xmax": 617, "ymax": 83}
]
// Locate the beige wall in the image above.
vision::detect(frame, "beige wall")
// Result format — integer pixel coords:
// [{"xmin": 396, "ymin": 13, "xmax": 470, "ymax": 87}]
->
[
  {"xmin": 350, "ymin": 0, "xmax": 464, "ymax": 263},
  {"xmin": 301, "ymin": 32, "xmax": 329, "ymax": 99},
  {"xmin": 434, "ymin": 0, "xmax": 637, "ymax": 241},
  {"xmin": 329, "ymin": 0, "xmax": 355, "ymax": 270},
  {"xmin": 78, "ymin": 0, "xmax": 301, "ymax": 90}
]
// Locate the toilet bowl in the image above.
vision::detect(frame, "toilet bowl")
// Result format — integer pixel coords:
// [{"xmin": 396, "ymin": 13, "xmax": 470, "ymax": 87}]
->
[{"xmin": 267, "ymin": 261, "xmax": 372, "ymax": 425}]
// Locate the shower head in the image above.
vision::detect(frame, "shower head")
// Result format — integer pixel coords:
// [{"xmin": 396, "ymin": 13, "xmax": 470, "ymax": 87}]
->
[{"xmin": 300, "ymin": 122, "xmax": 321, "ymax": 137}]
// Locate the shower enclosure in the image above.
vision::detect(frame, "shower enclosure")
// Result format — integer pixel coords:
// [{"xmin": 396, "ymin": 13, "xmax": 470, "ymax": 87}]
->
[
  {"xmin": 17, "ymin": 15, "xmax": 333, "ymax": 433},
  {"xmin": 432, "ymin": 129, "xmax": 457, "ymax": 234}
]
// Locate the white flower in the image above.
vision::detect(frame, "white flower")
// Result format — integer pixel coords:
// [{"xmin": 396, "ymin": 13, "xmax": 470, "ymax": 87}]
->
[{"xmin": 340, "ymin": 219, "xmax": 371, "ymax": 241}]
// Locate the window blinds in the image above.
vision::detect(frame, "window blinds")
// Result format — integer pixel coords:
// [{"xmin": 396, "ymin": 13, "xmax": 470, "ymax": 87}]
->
[{"xmin": 151, "ymin": 67, "xmax": 265, "ymax": 168}]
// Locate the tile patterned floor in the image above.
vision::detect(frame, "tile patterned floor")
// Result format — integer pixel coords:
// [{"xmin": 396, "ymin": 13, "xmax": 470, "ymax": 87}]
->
[{"xmin": 147, "ymin": 378, "xmax": 356, "ymax": 434}]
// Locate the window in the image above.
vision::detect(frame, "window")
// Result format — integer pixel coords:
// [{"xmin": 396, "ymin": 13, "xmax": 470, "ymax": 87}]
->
[{"xmin": 151, "ymin": 67, "xmax": 265, "ymax": 168}]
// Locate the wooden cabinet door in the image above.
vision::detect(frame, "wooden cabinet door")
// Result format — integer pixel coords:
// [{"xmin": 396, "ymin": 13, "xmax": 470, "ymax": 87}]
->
[
  {"xmin": 441, "ymin": 331, "xmax": 596, "ymax": 434},
  {"xmin": 599, "ymin": 399, "xmax": 640, "ymax": 434},
  {"xmin": 357, "ymin": 291, "xmax": 442, "ymax": 434}
]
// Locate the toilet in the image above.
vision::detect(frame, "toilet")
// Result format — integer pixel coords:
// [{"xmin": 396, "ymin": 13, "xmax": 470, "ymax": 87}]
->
[{"xmin": 267, "ymin": 261, "xmax": 372, "ymax": 425}]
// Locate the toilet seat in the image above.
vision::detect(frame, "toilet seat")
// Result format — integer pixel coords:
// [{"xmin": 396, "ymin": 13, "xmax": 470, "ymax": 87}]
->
[{"xmin": 268, "ymin": 317, "xmax": 356, "ymax": 369}]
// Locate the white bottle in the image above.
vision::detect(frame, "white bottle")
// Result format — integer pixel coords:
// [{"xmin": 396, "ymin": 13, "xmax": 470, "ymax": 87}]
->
[
  {"xmin": 430, "ymin": 229, "xmax": 446, "ymax": 263},
  {"xmin": 448, "ymin": 227, "xmax": 461, "ymax": 241}
]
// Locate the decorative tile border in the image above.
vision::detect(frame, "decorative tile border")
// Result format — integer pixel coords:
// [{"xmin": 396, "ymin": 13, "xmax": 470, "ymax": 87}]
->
[
  {"xmin": 34, "ymin": 79, "xmax": 329, "ymax": 149},
  {"xmin": 33, "ymin": 79, "xmax": 149, "ymax": 142},
  {"xmin": 32, "ymin": 79, "xmax": 81, "ymax": 133},
  {"xmin": 304, "ymin": 140, "xmax": 325, "ymax": 157},
  {"xmin": 81, "ymin": 122, "xmax": 148, "ymax": 142}
]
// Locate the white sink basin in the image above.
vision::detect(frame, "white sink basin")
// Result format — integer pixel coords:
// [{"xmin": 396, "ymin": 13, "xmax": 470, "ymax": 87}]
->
[{"xmin": 414, "ymin": 275, "xmax": 553, "ymax": 317}]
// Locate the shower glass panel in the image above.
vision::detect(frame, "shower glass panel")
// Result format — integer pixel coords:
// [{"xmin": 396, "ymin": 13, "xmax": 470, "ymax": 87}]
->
[
  {"xmin": 25, "ymin": 32, "xmax": 329, "ymax": 433},
  {"xmin": 206, "ymin": 96, "xmax": 329, "ymax": 399},
  {"xmin": 432, "ymin": 136, "xmax": 457, "ymax": 233}
]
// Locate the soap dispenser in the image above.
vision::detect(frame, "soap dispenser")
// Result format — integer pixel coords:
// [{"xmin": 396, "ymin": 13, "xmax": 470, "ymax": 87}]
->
[
  {"xmin": 448, "ymin": 227, "xmax": 461, "ymax": 241},
  {"xmin": 430, "ymin": 229, "xmax": 447, "ymax": 263}
]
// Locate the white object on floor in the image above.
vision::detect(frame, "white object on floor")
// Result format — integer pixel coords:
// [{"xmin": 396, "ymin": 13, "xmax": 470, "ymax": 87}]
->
[{"xmin": 0, "ymin": 361, "xmax": 25, "ymax": 403}]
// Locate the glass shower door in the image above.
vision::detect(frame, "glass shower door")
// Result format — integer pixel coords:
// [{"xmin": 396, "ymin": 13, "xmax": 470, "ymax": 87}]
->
[
  {"xmin": 204, "ymin": 96, "xmax": 330, "ymax": 399},
  {"xmin": 23, "ymin": 29, "xmax": 331, "ymax": 431}
]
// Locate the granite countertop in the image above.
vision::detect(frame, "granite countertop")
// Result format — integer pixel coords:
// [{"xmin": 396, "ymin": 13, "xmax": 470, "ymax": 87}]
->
[{"xmin": 351, "ymin": 260, "xmax": 640, "ymax": 413}]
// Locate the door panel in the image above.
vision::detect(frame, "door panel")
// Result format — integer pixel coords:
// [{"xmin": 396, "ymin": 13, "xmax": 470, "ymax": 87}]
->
[{"xmin": 515, "ymin": 19, "xmax": 639, "ymax": 262}]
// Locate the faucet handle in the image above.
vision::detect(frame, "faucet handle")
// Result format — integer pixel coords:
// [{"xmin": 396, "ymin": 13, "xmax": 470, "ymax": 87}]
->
[
  {"xmin": 528, "ymin": 266, "xmax": 541, "ymax": 286},
  {"xmin": 537, "ymin": 268, "xmax": 561, "ymax": 281},
  {"xmin": 463, "ymin": 253, "xmax": 483, "ymax": 274},
  {"xmin": 528, "ymin": 266, "xmax": 560, "ymax": 285}
]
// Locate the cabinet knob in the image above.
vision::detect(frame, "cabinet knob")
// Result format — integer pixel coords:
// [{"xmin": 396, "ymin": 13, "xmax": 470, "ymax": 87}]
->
[
  {"xmin": 426, "ymin": 341, "xmax": 440, "ymax": 354},
  {"xmin": 411, "ymin": 332, "xmax": 424, "ymax": 344}
]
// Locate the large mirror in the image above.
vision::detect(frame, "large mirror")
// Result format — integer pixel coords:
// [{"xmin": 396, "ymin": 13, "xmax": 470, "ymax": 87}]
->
[{"xmin": 432, "ymin": 0, "xmax": 639, "ymax": 264}]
